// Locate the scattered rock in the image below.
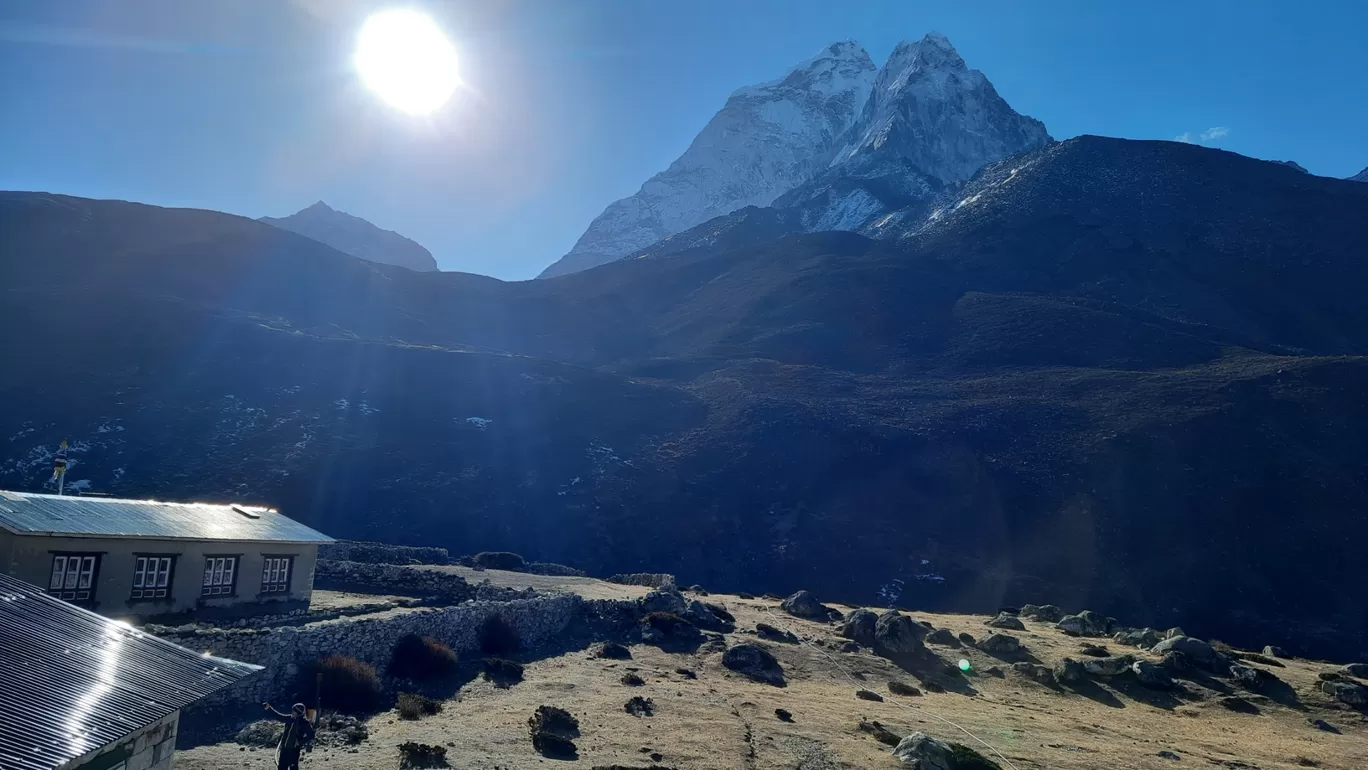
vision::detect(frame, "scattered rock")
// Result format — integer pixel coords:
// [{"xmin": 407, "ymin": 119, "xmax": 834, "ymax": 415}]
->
[
  {"xmin": 1317, "ymin": 671, "xmax": 1343, "ymax": 682},
  {"xmin": 1114, "ymin": 628, "xmax": 1162, "ymax": 648},
  {"xmin": 1219, "ymin": 696, "xmax": 1259, "ymax": 714},
  {"xmin": 1230, "ymin": 664, "xmax": 1279, "ymax": 690},
  {"xmin": 1164, "ymin": 627, "xmax": 1186, "ymax": 639},
  {"xmin": 922, "ymin": 681, "xmax": 946, "ymax": 693},
  {"xmin": 876, "ymin": 610, "xmax": 928, "ymax": 654},
  {"xmin": 982, "ymin": 666, "xmax": 1005, "ymax": 678},
  {"xmin": 1056, "ymin": 610, "xmax": 1110, "ymax": 637},
  {"xmin": 1011, "ymin": 662, "xmax": 1056, "ymax": 686},
  {"xmin": 625, "ymin": 696, "xmax": 654, "ymax": 717},
  {"xmin": 891, "ymin": 732, "xmax": 953, "ymax": 769},
  {"xmin": 755, "ymin": 622, "xmax": 798, "ymax": 643},
  {"xmin": 1079, "ymin": 643, "xmax": 1110, "ymax": 657},
  {"xmin": 641, "ymin": 587, "xmax": 689, "ymax": 615},
  {"xmin": 1159, "ymin": 650, "xmax": 1195, "ymax": 674},
  {"xmin": 684, "ymin": 599, "xmax": 733, "ymax": 631},
  {"xmin": 529, "ymin": 706, "xmax": 580, "ymax": 758},
  {"xmin": 925, "ymin": 628, "xmax": 960, "ymax": 647},
  {"xmin": 1082, "ymin": 655, "xmax": 1135, "ymax": 678},
  {"xmin": 839, "ymin": 609, "xmax": 878, "ymax": 646},
  {"xmin": 1158, "ymin": 750, "xmax": 1181, "ymax": 760},
  {"xmin": 640, "ymin": 612, "xmax": 702, "ymax": 646},
  {"xmin": 774, "ymin": 708, "xmax": 793, "ymax": 722},
  {"xmin": 889, "ymin": 679, "xmax": 922, "ymax": 696},
  {"xmin": 984, "ymin": 613, "xmax": 1025, "ymax": 630},
  {"xmin": 858, "ymin": 720, "xmax": 901, "ymax": 746},
  {"xmin": 1263, "ymin": 645, "xmax": 1290, "ymax": 659},
  {"xmin": 1342, "ymin": 663, "xmax": 1368, "ymax": 679},
  {"xmin": 1320, "ymin": 679, "xmax": 1368, "ymax": 707},
  {"xmin": 1151, "ymin": 636, "xmax": 1217, "ymax": 668},
  {"xmin": 1019, "ymin": 603, "xmax": 1064, "ymax": 623},
  {"xmin": 1133, "ymin": 660, "xmax": 1175, "ymax": 690},
  {"xmin": 957, "ymin": 632, "xmax": 977, "ymax": 646},
  {"xmin": 593, "ymin": 642, "xmax": 633, "ymax": 660},
  {"xmin": 1236, "ymin": 652, "xmax": 1285, "ymax": 668},
  {"xmin": 688, "ymin": 584, "xmax": 706, "ymax": 593},
  {"xmin": 1053, "ymin": 658, "xmax": 1085, "ymax": 684},
  {"xmin": 855, "ymin": 689, "xmax": 884, "ymax": 702},
  {"xmin": 837, "ymin": 640, "xmax": 861, "ymax": 653},
  {"xmin": 702, "ymin": 602, "xmax": 735, "ymax": 624},
  {"xmin": 977, "ymin": 633, "xmax": 1023, "ymax": 656},
  {"xmin": 1308, "ymin": 718, "xmax": 1339, "ymax": 733},
  {"xmin": 621, "ymin": 672, "xmax": 646, "ymax": 686},
  {"xmin": 722, "ymin": 643, "xmax": 785, "ymax": 686},
  {"xmin": 780, "ymin": 590, "xmax": 832, "ymax": 620},
  {"xmin": 673, "ymin": 667, "xmax": 697, "ymax": 679}
]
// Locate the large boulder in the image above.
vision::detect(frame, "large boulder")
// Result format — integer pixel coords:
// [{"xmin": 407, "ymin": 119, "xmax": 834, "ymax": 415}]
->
[
  {"xmin": 977, "ymin": 633, "xmax": 1023, "ymax": 656},
  {"xmin": 840, "ymin": 609, "xmax": 879, "ymax": 646},
  {"xmin": 1082, "ymin": 655, "xmax": 1135, "ymax": 677},
  {"xmin": 1230, "ymin": 664, "xmax": 1279, "ymax": 690},
  {"xmin": 875, "ymin": 611, "xmax": 928, "ymax": 654},
  {"xmin": 1011, "ymin": 662, "xmax": 1056, "ymax": 686},
  {"xmin": 722, "ymin": 643, "xmax": 785, "ymax": 686},
  {"xmin": 1151, "ymin": 636, "xmax": 1217, "ymax": 668},
  {"xmin": 641, "ymin": 587, "xmax": 688, "ymax": 615},
  {"xmin": 1019, "ymin": 603, "xmax": 1064, "ymax": 623},
  {"xmin": 684, "ymin": 599, "xmax": 732, "ymax": 631},
  {"xmin": 1342, "ymin": 663, "xmax": 1368, "ymax": 679},
  {"xmin": 891, "ymin": 732, "xmax": 953, "ymax": 770},
  {"xmin": 1132, "ymin": 660, "xmax": 1175, "ymax": 689},
  {"xmin": 925, "ymin": 628, "xmax": 960, "ymax": 647},
  {"xmin": 780, "ymin": 590, "xmax": 832, "ymax": 620},
  {"xmin": 1263, "ymin": 645, "xmax": 1290, "ymax": 659},
  {"xmin": 1321, "ymin": 679, "xmax": 1368, "ymax": 708},
  {"xmin": 1056, "ymin": 610, "xmax": 1111, "ymax": 637},
  {"xmin": 1053, "ymin": 657, "xmax": 1085, "ymax": 684},
  {"xmin": 1114, "ymin": 628, "xmax": 1162, "ymax": 649},
  {"xmin": 985, "ymin": 612, "xmax": 1025, "ymax": 630}
]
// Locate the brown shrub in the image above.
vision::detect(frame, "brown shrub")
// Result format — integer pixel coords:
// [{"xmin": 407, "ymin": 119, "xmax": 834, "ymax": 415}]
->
[
  {"xmin": 389, "ymin": 634, "xmax": 458, "ymax": 681},
  {"xmin": 479, "ymin": 613, "xmax": 521, "ymax": 655},
  {"xmin": 397, "ymin": 692, "xmax": 443, "ymax": 720},
  {"xmin": 310, "ymin": 654, "xmax": 383, "ymax": 714}
]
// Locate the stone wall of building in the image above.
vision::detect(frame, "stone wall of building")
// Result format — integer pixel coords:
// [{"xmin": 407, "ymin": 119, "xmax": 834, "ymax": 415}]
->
[
  {"xmin": 60, "ymin": 711, "xmax": 178, "ymax": 770},
  {"xmin": 317, "ymin": 541, "xmax": 451, "ymax": 565},
  {"xmin": 166, "ymin": 594, "xmax": 588, "ymax": 704},
  {"xmin": 313, "ymin": 560, "xmax": 476, "ymax": 600}
]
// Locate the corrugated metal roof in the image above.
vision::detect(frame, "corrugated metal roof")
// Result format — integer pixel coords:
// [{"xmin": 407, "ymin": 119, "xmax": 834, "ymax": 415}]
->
[
  {"xmin": 0, "ymin": 572, "xmax": 261, "ymax": 770},
  {"xmin": 0, "ymin": 491, "xmax": 333, "ymax": 544}
]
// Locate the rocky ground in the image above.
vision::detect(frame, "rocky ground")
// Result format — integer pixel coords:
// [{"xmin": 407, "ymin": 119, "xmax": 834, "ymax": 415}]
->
[{"xmin": 178, "ymin": 581, "xmax": 1368, "ymax": 770}]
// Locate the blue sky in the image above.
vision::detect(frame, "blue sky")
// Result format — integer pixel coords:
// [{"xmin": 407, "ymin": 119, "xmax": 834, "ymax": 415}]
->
[{"xmin": 2, "ymin": 0, "xmax": 1365, "ymax": 280}]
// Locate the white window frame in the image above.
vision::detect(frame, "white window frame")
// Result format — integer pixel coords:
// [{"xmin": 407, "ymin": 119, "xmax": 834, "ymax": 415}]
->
[
  {"xmin": 260, "ymin": 556, "xmax": 293, "ymax": 594},
  {"xmin": 131, "ymin": 556, "xmax": 174, "ymax": 600},
  {"xmin": 201, "ymin": 556, "xmax": 238, "ymax": 597},
  {"xmin": 48, "ymin": 554, "xmax": 99, "ymax": 601}
]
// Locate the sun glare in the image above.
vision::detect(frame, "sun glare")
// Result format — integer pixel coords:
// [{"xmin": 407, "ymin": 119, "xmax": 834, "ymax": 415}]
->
[{"xmin": 354, "ymin": 8, "xmax": 460, "ymax": 115}]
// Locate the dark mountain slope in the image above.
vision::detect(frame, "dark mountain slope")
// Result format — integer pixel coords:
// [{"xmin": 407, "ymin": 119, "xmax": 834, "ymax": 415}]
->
[{"xmin": 3, "ymin": 137, "xmax": 1368, "ymax": 658}]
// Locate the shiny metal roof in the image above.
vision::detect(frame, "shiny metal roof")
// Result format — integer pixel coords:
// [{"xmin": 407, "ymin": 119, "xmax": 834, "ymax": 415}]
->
[
  {"xmin": 0, "ymin": 491, "xmax": 333, "ymax": 544},
  {"xmin": 0, "ymin": 572, "xmax": 261, "ymax": 770}
]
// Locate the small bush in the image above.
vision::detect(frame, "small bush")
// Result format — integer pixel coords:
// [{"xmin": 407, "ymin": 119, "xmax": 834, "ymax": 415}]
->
[
  {"xmin": 311, "ymin": 654, "xmax": 383, "ymax": 714},
  {"xmin": 483, "ymin": 657, "xmax": 525, "ymax": 686},
  {"xmin": 389, "ymin": 634, "xmax": 458, "ymax": 681},
  {"xmin": 1210, "ymin": 639, "xmax": 1236, "ymax": 655},
  {"xmin": 479, "ymin": 613, "xmax": 521, "ymax": 655},
  {"xmin": 621, "ymin": 672, "xmax": 645, "ymax": 686},
  {"xmin": 398, "ymin": 741, "xmax": 448, "ymax": 769},
  {"xmin": 592, "ymin": 642, "xmax": 633, "ymax": 660},
  {"xmin": 397, "ymin": 692, "xmax": 442, "ymax": 720},
  {"xmin": 888, "ymin": 679, "xmax": 922, "ymax": 696},
  {"xmin": 949, "ymin": 743, "xmax": 1003, "ymax": 770},
  {"xmin": 472, "ymin": 551, "xmax": 526, "ymax": 571}
]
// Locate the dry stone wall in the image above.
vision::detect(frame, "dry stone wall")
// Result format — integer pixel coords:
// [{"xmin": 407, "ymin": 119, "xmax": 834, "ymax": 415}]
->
[
  {"xmin": 168, "ymin": 594, "xmax": 586, "ymax": 704},
  {"xmin": 318, "ymin": 541, "xmax": 451, "ymax": 565}
]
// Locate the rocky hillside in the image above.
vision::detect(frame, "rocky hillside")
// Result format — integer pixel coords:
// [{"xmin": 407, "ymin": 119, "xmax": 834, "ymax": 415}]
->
[
  {"xmin": 176, "ymin": 579, "xmax": 1368, "ymax": 770},
  {"xmin": 261, "ymin": 201, "xmax": 438, "ymax": 272},
  {"xmin": 2, "ymin": 136, "xmax": 1367, "ymax": 659}
]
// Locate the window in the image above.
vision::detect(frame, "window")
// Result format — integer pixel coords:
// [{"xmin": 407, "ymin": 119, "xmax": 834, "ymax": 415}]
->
[
  {"xmin": 131, "ymin": 556, "xmax": 174, "ymax": 600},
  {"xmin": 48, "ymin": 554, "xmax": 100, "ymax": 601},
  {"xmin": 201, "ymin": 556, "xmax": 238, "ymax": 597},
  {"xmin": 261, "ymin": 556, "xmax": 293, "ymax": 593}
]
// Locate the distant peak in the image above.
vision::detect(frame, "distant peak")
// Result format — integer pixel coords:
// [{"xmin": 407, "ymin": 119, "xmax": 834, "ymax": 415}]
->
[
  {"xmin": 887, "ymin": 32, "xmax": 966, "ymax": 71},
  {"xmin": 304, "ymin": 200, "xmax": 334, "ymax": 213}
]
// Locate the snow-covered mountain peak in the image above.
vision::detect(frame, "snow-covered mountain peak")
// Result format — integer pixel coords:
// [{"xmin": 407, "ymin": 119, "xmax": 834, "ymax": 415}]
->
[
  {"xmin": 539, "ymin": 41, "xmax": 876, "ymax": 278},
  {"xmin": 832, "ymin": 32, "xmax": 1050, "ymax": 180}
]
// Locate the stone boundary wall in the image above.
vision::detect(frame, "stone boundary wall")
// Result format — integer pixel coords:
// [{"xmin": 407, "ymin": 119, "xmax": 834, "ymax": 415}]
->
[
  {"xmin": 171, "ymin": 594, "xmax": 589, "ymax": 705},
  {"xmin": 314, "ymin": 560, "xmax": 476, "ymax": 600},
  {"xmin": 608, "ymin": 572, "xmax": 677, "ymax": 589},
  {"xmin": 317, "ymin": 541, "xmax": 452, "ymax": 565}
]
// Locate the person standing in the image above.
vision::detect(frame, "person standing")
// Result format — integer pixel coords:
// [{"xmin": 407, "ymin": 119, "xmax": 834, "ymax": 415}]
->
[{"xmin": 263, "ymin": 701, "xmax": 316, "ymax": 770}]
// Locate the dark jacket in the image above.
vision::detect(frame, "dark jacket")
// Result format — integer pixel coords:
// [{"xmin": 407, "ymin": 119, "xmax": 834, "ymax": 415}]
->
[{"xmin": 269, "ymin": 709, "xmax": 316, "ymax": 756}]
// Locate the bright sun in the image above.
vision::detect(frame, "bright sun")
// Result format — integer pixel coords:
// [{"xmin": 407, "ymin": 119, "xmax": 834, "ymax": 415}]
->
[{"xmin": 354, "ymin": 9, "xmax": 460, "ymax": 115}]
